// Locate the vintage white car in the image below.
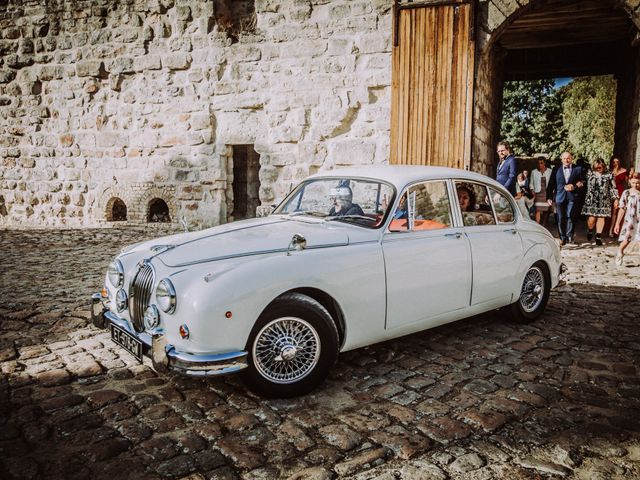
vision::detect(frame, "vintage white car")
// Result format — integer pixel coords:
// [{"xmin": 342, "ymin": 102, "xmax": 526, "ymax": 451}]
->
[{"xmin": 92, "ymin": 166, "xmax": 563, "ymax": 397}]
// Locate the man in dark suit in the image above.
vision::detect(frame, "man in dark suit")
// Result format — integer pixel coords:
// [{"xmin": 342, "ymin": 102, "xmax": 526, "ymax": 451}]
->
[
  {"xmin": 546, "ymin": 151, "xmax": 585, "ymax": 245},
  {"xmin": 496, "ymin": 140, "xmax": 517, "ymax": 195}
]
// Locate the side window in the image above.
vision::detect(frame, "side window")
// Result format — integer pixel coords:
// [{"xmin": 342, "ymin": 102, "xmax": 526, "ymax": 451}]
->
[
  {"xmin": 455, "ymin": 182, "xmax": 496, "ymax": 226},
  {"xmin": 389, "ymin": 181, "xmax": 451, "ymax": 232},
  {"xmin": 489, "ymin": 188, "xmax": 516, "ymax": 224}
]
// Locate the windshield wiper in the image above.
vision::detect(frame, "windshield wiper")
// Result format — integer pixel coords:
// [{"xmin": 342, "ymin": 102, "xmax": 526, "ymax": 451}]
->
[
  {"xmin": 325, "ymin": 215, "xmax": 375, "ymax": 223},
  {"xmin": 288, "ymin": 211, "xmax": 327, "ymax": 218}
]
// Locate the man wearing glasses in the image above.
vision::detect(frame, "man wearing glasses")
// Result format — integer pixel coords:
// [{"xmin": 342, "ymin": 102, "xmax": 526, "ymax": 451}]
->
[{"xmin": 496, "ymin": 141, "xmax": 517, "ymax": 195}]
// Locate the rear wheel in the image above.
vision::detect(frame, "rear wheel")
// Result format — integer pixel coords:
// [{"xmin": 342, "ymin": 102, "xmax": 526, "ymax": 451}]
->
[
  {"xmin": 510, "ymin": 262, "xmax": 550, "ymax": 323},
  {"xmin": 243, "ymin": 293, "xmax": 339, "ymax": 398}
]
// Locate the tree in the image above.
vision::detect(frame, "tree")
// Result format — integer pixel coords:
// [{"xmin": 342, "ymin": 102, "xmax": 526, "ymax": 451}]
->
[
  {"xmin": 499, "ymin": 76, "xmax": 617, "ymax": 164},
  {"xmin": 561, "ymin": 76, "xmax": 616, "ymax": 162},
  {"xmin": 531, "ymin": 86, "xmax": 568, "ymax": 161},
  {"xmin": 500, "ymin": 79, "xmax": 567, "ymax": 158}
]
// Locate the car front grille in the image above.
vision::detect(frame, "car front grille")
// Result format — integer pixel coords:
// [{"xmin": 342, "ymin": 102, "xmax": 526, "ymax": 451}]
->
[{"xmin": 129, "ymin": 262, "xmax": 155, "ymax": 332}]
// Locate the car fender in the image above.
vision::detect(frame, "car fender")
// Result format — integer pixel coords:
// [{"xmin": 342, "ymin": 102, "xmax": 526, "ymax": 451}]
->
[
  {"xmin": 161, "ymin": 242, "xmax": 387, "ymax": 355},
  {"xmin": 514, "ymin": 233, "xmax": 560, "ymax": 299}
]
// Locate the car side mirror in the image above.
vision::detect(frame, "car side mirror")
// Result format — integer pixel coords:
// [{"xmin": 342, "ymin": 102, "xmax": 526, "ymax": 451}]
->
[{"xmin": 287, "ymin": 233, "xmax": 307, "ymax": 255}]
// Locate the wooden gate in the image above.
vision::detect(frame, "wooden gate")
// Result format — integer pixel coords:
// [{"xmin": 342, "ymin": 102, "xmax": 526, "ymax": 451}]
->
[{"xmin": 390, "ymin": 0, "xmax": 475, "ymax": 168}]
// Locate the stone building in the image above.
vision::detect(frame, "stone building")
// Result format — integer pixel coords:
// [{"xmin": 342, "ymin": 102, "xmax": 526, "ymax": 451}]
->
[{"xmin": 1, "ymin": 0, "xmax": 639, "ymax": 229}]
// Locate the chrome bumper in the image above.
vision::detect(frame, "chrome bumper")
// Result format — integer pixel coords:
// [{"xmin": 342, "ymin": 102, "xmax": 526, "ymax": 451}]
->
[{"xmin": 91, "ymin": 293, "xmax": 248, "ymax": 377}]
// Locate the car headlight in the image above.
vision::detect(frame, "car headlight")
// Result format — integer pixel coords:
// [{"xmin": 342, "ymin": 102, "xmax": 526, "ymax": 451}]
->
[
  {"xmin": 116, "ymin": 289, "xmax": 127, "ymax": 312},
  {"xmin": 107, "ymin": 259, "xmax": 124, "ymax": 288},
  {"xmin": 156, "ymin": 279, "xmax": 176, "ymax": 313}
]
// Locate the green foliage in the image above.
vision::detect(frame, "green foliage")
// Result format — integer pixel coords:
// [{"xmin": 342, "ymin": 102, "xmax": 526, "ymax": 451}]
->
[
  {"xmin": 561, "ymin": 76, "xmax": 616, "ymax": 162},
  {"xmin": 500, "ymin": 76, "xmax": 616, "ymax": 164},
  {"xmin": 500, "ymin": 79, "xmax": 568, "ymax": 160}
]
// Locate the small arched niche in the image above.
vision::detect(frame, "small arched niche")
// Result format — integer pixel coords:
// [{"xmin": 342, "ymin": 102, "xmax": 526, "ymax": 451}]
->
[
  {"xmin": 105, "ymin": 197, "xmax": 127, "ymax": 222},
  {"xmin": 147, "ymin": 198, "xmax": 171, "ymax": 223}
]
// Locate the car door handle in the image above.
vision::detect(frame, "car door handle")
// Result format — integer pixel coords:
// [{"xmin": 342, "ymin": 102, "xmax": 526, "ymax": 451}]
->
[
  {"xmin": 445, "ymin": 233, "xmax": 462, "ymax": 239},
  {"xmin": 503, "ymin": 228, "xmax": 517, "ymax": 235}
]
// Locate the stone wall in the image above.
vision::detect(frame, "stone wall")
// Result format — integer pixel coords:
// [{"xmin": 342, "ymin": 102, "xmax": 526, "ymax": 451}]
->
[
  {"xmin": 472, "ymin": 44, "xmax": 505, "ymax": 179},
  {"xmin": 3, "ymin": 0, "xmax": 640, "ymax": 229},
  {"xmin": 0, "ymin": 0, "xmax": 393, "ymax": 228}
]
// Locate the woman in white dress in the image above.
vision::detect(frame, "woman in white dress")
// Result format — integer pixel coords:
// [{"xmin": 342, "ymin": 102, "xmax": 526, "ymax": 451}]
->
[
  {"xmin": 613, "ymin": 172, "xmax": 640, "ymax": 265},
  {"xmin": 514, "ymin": 171, "xmax": 534, "ymax": 218},
  {"xmin": 529, "ymin": 158, "xmax": 552, "ymax": 225}
]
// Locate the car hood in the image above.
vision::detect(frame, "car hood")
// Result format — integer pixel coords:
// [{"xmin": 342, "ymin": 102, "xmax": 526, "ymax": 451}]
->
[{"xmin": 124, "ymin": 216, "xmax": 353, "ymax": 267}]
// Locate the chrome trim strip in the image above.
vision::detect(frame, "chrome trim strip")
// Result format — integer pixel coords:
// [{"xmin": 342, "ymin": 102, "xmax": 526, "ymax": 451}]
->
[{"xmin": 161, "ymin": 243, "xmax": 350, "ymax": 268}]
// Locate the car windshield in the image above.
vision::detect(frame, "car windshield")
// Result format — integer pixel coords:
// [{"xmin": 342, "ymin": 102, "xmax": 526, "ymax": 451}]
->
[{"xmin": 273, "ymin": 177, "xmax": 396, "ymax": 229}]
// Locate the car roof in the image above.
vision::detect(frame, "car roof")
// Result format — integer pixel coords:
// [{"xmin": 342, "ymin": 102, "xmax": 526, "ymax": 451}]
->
[{"xmin": 307, "ymin": 165, "xmax": 504, "ymax": 191}]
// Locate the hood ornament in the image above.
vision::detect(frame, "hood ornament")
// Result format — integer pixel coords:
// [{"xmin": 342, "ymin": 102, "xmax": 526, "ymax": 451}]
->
[
  {"xmin": 150, "ymin": 244, "xmax": 175, "ymax": 254},
  {"xmin": 287, "ymin": 234, "xmax": 307, "ymax": 255}
]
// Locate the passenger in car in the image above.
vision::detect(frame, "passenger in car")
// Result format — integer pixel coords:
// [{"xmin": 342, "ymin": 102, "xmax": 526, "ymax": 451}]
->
[
  {"xmin": 458, "ymin": 184, "xmax": 495, "ymax": 225},
  {"xmin": 457, "ymin": 185, "xmax": 476, "ymax": 212},
  {"xmin": 328, "ymin": 184, "xmax": 364, "ymax": 217},
  {"xmin": 392, "ymin": 194, "xmax": 408, "ymax": 219}
]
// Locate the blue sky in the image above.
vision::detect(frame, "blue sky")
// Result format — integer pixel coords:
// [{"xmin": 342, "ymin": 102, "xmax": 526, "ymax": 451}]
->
[{"xmin": 554, "ymin": 77, "xmax": 572, "ymax": 88}]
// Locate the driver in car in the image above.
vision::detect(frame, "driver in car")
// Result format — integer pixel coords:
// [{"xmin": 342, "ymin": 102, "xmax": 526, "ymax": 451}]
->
[{"xmin": 328, "ymin": 184, "xmax": 365, "ymax": 217}]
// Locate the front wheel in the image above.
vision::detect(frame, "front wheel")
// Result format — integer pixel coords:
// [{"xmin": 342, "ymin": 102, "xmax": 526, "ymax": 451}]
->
[
  {"xmin": 242, "ymin": 293, "xmax": 339, "ymax": 398},
  {"xmin": 510, "ymin": 262, "xmax": 550, "ymax": 323}
]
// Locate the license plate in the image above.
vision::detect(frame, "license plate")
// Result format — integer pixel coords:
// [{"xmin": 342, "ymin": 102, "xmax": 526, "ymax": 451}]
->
[{"xmin": 110, "ymin": 324, "xmax": 143, "ymax": 363}]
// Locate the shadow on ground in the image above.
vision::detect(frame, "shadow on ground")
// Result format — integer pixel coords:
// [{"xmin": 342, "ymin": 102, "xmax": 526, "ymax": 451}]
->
[{"xmin": 1, "ymin": 229, "xmax": 639, "ymax": 479}]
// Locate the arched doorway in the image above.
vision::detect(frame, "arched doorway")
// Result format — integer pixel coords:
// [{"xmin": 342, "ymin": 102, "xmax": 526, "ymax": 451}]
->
[
  {"xmin": 473, "ymin": 0, "xmax": 640, "ymax": 174},
  {"xmin": 147, "ymin": 198, "xmax": 171, "ymax": 223},
  {"xmin": 105, "ymin": 197, "xmax": 127, "ymax": 222}
]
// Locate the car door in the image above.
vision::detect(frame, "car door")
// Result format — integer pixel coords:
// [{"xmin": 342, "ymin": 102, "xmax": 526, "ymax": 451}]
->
[
  {"xmin": 383, "ymin": 180, "xmax": 472, "ymax": 330},
  {"xmin": 455, "ymin": 181, "xmax": 523, "ymax": 307}
]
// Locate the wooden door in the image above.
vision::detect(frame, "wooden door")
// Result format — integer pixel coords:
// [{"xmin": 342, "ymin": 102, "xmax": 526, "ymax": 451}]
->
[{"xmin": 390, "ymin": 1, "xmax": 475, "ymax": 168}]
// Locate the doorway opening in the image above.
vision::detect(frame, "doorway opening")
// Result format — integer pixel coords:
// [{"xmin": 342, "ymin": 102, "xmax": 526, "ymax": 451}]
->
[
  {"xmin": 106, "ymin": 197, "xmax": 127, "ymax": 222},
  {"xmin": 230, "ymin": 145, "xmax": 261, "ymax": 221},
  {"xmin": 213, "ymin": 0, "xmax": 256, "ymax": 44},
  {"xmin": 147, "ymin": 198, "xmax": 171, "ymax": 223},
  {"xmin": 475, "ymin": 0, "xmax": 640, "ymax": 173}
]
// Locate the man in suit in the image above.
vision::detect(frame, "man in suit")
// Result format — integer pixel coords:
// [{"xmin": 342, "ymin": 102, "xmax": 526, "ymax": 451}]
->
[
  {"xmin": 496, "ymin": 141, "xmax": 517, "ymax": 195},
  {"xmin": 546, "ymin": 151, "xmax": 585, "ymax": 245}
]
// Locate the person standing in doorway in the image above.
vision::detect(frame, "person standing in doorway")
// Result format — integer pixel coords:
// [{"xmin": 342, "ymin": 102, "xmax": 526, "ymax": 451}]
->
[
  {"xmin": 547, "ymin": 151, "xmax": 585, "ymax": 245},
  {"xmin": 514, "ymin": 171, "xmax": 534, "ymax": 217},
  {"xmin": 608, "ymin": 157, "xmax": 628, "ymax": 237},
  {"xmin": 496, "ymin": 140, "xmax": 517, "ymax": 195},
  {"xmin": 530, "ymin": 157, "xmax": 552, "ymax": 225},
  {"xmin": 581, "ymin": 158, "xmax": 618, "ymax": 245},
  {"xmin": 613, "ymin": 172, "xmax": 640, "ymax": 266}
]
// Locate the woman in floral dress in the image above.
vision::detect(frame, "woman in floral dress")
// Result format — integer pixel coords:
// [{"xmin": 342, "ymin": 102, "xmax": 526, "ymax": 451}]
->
[
  {"xmin": 613, "ymin": 172, "xmax": 640, "ymax": 266},
  {"xmin": 581, "ymin": 158, "xmax": 618, "ymax": 245}
]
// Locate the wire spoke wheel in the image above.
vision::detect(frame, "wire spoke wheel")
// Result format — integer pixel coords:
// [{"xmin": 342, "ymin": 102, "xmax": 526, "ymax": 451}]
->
[
  {"xmin": 253, "ymin": 317, "xmax": 321, "ymax": 384},
  {"xmin": 519, "ymin": 266, "xmax": 545, "ymax": 313}
]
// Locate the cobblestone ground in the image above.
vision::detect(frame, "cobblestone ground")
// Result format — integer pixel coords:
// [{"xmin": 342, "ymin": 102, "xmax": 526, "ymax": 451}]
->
[{"xmin": 1, "ymin": 228, "xmax": 639, "ymax": 480}]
